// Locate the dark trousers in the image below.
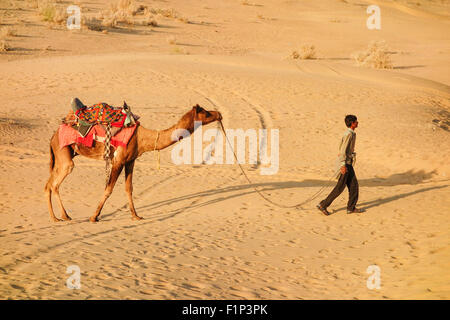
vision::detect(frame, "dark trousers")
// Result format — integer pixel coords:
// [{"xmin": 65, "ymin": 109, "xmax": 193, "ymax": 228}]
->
[{"xmin": 320, "ymin": 164, "xmax": 358, "ymax": 211}]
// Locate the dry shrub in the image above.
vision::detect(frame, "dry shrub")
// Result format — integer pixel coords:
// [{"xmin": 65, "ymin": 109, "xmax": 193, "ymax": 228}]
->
[
  {"xmin": 82, "ymin": 16, "xmax": 104, "ymax": 31},
  {"xmin": 110, "ymin": 0, "xmax": 143, "ymax": 17},
  {"xmin": 291, "ymin": 44, "xmax": 316, "ymax": 60},
  {"xmin": 82, "ymin": 0, "xmax": 160, "ymax": 31},
  {"xmin": 351, "ymin": 40, "xmax": 393, "ymax": 69},
  {"xmin": 118, "ymin": 0, "xmax": 133, "ymax": 10},
  {"xmin": 38, "ymin": 1, "xmax": 67, "ymax": 24},
  {"xmin": 142, "ymin": 14, "xmax": 158, "ymax": 26},
  {"xmin": 104, "ymin": 0, "xmax": 147, "ymax": 26},
  {"xmin": 0, "ymin": 40, "xmax": 11, "ymax": 52},
  {"xmin": 101, "ymin": 15, "xmax": 118, "ymax": 28},
  {"xmin": 111, "ymin": 10, "xmax": 128, "ymax": 23},
  {"xmin": 83, "ymin": 0, "xmax": 133, "ymax": 31},
  {"xmin": 82, "ymin": 15, "xmax": 119, "ymax": 31},
  {"xmin": 39, "ymin": 2, "xmax": 56, "ymax": 22},
  {"xmin": 150, "ymin": 8, "xmax": 179, "ymax": 19}
]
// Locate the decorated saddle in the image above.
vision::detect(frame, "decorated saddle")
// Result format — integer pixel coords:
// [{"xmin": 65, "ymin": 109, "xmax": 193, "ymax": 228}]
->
[
  {"xmin": 76, "ymin": 102, "xmax": 127, "ymax": 127},
  {"xmin": 63, "ymin": 98, "xmax": 140, "ymax": 137}
]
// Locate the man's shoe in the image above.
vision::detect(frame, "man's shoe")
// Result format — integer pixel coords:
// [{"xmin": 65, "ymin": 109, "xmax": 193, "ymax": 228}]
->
[
  {"xmin": 317, "ymin": 204, "xmax": 331, "ymax": 216},
  {"xmin": 347, "ymin": 208, "xmax": 365, "ymax": 214}
]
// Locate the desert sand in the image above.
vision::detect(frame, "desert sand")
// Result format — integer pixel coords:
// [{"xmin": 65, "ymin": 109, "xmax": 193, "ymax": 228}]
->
[{"xmin": 0, "ymin": 0, "xmax": 449, "ymax": 299}]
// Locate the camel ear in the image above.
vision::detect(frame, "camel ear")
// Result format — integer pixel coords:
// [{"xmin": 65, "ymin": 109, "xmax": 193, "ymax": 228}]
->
[
  {"xmin": 194, "ymin": 104, "xmax": 202, "ymax": 113},
  {"xmin": 123, "ymin": 101, "xmax": 128, "ymax": 108}
]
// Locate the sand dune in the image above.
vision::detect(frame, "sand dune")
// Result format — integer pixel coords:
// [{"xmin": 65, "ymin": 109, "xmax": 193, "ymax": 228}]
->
[{"xmin": 0, "ymin": 0, "xmax": 449, "ymax": 299}]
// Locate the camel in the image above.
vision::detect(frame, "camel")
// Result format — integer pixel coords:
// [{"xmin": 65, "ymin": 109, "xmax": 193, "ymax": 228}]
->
[{"xmin": 45, "ymin": 104, "xmax": 222, "ymax": 223}]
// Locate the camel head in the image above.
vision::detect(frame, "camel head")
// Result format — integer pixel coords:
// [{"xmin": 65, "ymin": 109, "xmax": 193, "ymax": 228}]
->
[{"xmin": 191, "ymin": 104, "xmax": 222, "ymax": 126}]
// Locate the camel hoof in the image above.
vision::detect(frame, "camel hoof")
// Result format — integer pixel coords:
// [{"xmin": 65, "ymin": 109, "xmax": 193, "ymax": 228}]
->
[
  {"xmin": 132, "ymin": 215, "xmax": 143, "ymax": 221},
  {"xmin": 89, "ymin": 217, "xmax": 99, "ymax": 223},
  {"xmin": 62, "ymin": 215, "xmax": 72, "ymax": 221},
  {"xmin": 52, "ymin": 218, "xmax": 62, "ymax": 222}
]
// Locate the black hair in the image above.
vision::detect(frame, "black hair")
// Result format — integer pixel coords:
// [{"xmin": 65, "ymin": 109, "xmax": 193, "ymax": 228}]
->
[{"xmin": 345, "ymin": 115, "xmax": 357, "ymax": 128}]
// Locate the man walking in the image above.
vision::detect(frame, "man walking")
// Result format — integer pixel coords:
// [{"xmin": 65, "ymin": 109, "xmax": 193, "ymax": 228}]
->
[{"xmin": 317, "ymin": 115, "xmax": 365, "ymax": 216}]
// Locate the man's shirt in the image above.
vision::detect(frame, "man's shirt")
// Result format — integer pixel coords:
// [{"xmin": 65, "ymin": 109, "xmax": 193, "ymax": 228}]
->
[{"xmin": 339, "ymin": 128, "xmax": 356, "ymax": 166}]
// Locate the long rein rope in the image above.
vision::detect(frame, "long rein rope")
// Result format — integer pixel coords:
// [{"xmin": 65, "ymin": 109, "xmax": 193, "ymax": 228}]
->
[
  {"xmin": 218, "ymin": 120, "xmax": 339, "ymax": 209},
  {"xmin": 154, "ymin": 130, "xmax": 161, "ymax": 170}
]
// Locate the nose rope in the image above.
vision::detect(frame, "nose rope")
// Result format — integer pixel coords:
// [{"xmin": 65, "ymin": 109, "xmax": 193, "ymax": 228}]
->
[{"xmin": 218, "ymin": 119, "xmax": 339, "ymax": 209}]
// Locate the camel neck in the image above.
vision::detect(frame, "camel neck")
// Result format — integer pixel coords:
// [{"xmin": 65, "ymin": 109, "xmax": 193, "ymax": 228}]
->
[{"xmin": 138, "ymin": 119, "xmax": 195, "ymax": 155}]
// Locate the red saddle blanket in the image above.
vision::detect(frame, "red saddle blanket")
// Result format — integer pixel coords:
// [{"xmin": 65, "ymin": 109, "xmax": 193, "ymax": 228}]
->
[
  {"xmin": 58, "ymin": 123, "xmax": 138, "ymax": 149},
  {"xmin": 76, "ymin": 102, "xmax": 126, "ymax": 127}
]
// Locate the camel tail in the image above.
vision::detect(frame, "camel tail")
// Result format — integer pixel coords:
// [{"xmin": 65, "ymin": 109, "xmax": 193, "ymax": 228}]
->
[{"xmin": 49, "ymin": 144, "xmax": 55, "ymax": 173}]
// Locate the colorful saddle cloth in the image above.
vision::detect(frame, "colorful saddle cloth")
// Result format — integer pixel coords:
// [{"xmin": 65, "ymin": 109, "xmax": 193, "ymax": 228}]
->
[
  {"xmin": 63, "ymin": 102, "xmax": 140, "ymax": 138},
  {"xmin": 75, "ymin": 103, "xmax": 127, "ymax": 128},
  {"xmin": 58, "ymin": 123, "xmax": 138, "ymax": 150}
]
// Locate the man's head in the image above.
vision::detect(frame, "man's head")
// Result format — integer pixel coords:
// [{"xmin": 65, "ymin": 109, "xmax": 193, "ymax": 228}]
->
[{"xmin": 345, "ymin": 114, "xmax": 358, "ymax": 129}]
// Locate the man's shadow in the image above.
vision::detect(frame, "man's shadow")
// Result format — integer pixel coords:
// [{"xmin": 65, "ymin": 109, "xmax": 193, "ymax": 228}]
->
[{"xmin": 332, "ymin": 184, "xmax": 447, "ymax": 214}]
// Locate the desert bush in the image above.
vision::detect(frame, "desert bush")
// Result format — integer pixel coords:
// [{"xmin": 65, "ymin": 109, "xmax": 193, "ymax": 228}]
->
[
  {"xmin": 291, "ymin": 44, "xmax": 316, "ymax": 60},
  {"xmin": 104, "ymin": 0, "xmax": 145, "ymax": 26},
  {"xmin": 110, "ymin": 0, "xmax": 143, "ymax": 17},
  {"xmin": 150, "ymin": 8, "xmax": 179, "ymax": 19},
  {"xmin": 142, "ymin": 14, "xmax": 158, "ymax": 26},
  {"xmin": 102, "ymin": 15, "xmax": 118, "ymax": 28},
  {"xmin": 82, "ymin": 0, "xmax": 165, "ymax": 31},
  {"xmin": 351, "ymin": 40, "xmax": 393, "ymax": 69},
  {"xmin": 82, "ymin": 16, "xmax": 104, "ymax": 31},
  {"xmin": 38, "ymin": 1, "xmax": 67, "ymax": 24},
  {"xmin": 39, "ymin": 2, "xmax": 56, "ymax": 22}
]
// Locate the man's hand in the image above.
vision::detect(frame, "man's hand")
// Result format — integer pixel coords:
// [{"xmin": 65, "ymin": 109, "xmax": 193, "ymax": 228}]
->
[{"xmin": 340, "ymin": 166, "xmax": 347, "ymax": 175}]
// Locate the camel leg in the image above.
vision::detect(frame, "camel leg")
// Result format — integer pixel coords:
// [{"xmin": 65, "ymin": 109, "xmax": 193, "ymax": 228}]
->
[
  {"xmin": 125, "ymin": 160, "xmax": 143, "ymax": 221},
  {"xmin": 90, "ymin": 163, "xmax": 124, "ymax": 223},
  {"xmin": 45, "ymin": 172, "xmax": 61, "ymax": 222},
  {"xmin": 52, "ymin": 160, "xmax": 74, "ymax": 221},
  {"xmin": 45, "ymin": 140, "xmax": 74, "ymax": 222}
]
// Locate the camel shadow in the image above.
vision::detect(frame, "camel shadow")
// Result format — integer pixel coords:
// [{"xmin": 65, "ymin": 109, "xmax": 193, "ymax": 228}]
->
[{"xmin": 102, "ymin": 169, "xmax": 446, "ymax": 220}]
